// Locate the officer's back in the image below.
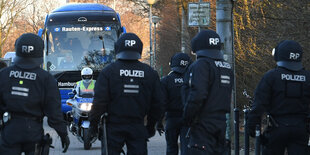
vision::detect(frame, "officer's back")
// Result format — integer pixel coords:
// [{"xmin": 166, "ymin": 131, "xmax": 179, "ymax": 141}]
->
[
  {"xmin": 101, "ymin": 59, "xmax": 161, "ymax": 121},
  {"xmin": 162, "ymin": 72, "xmax": 184, "ymax": 113},
  {"xmin": 262, "ymin": 68, "xmax": 310, "ymax": 116},
  {"xmin": 162, "ymin": 53, "xmax": 191, "ymax": 114},
  {"xmin": 189, "ymin": 57, "xmax": 232, "ymax": 116}
]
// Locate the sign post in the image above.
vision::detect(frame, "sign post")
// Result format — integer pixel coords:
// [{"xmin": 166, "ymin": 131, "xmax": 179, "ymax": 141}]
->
[{"xmin": 188, "ymin": 2, "xmax": 211, "ymax": 28}]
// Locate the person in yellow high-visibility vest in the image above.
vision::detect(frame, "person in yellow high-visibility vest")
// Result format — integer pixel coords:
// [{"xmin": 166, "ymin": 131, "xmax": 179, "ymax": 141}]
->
[{"xmin": 75, "ymin": 67, "xmax": 96, "ymax": 96}]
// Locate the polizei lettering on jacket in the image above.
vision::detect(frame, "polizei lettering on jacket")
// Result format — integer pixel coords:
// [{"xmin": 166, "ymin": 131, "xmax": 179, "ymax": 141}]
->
[
  {"xmin": 9, "ymin": 70, "xmax": 36, "ymax": 80},
  {"xmin": 214, "ymin": 61, "xmax": 231, "ymax": 69},
  {"xmin": 281, "ymin": 74, "xmax": 306, "ymax": 82},
  {"xmin": 120, "ymin": 69, "xmax": 144, "ymax": 78},
  {"xmin": 174, "ymin": 78, "xmax": 183, "ymax": 84}
]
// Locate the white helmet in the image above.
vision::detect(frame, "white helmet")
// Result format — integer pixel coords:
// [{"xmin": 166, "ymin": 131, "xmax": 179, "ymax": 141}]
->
[{"xmin": 81, "ymin": 67, "xmax": 93, "ymax": 82}]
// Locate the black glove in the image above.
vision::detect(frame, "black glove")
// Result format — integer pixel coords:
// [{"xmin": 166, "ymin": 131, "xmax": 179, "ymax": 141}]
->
[
  {"xmin": 155, "ymin": 122, "xmax": 164, "ymax": 136},
  {"xmin": 72, "ymin": 89, "xmax": 77, "ymax": 95},
  {"xmin": 183, "ymin": 102, "xmax": 202, "ymax": 126},
  {"xmin": 146, "ymin": 125, "xmax": 156, "ymax": 138},
  {"xmin": 60, "ymin": 135, "xmax": 70, "ymax": 153},
  {"xmin": 146, "ymin": 116, "xmax": 157, "ymax": 138}
]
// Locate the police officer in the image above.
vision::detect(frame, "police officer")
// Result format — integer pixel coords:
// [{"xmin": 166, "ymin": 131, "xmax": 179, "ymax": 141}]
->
[
  {"xmin": 74, "ymin": 67, "xmax": 96, "ymax": 96},
  {"xmin": 182, "ymin": 30, "xmax": 233, "ymax": 155},
  {"xmin": 247, "ymin": 40, "xmax": 310, "ymax": 154},
  {"xmin": 158, "ymin": 52, "xmax": 191, "ymax": 155},
  {"xmin": 89, "ymin": 33, "xmax": 163, "ymax": 155},
  {"xmin": 0, "ymin": 33, "xmax": 70, "ymax": 154}
]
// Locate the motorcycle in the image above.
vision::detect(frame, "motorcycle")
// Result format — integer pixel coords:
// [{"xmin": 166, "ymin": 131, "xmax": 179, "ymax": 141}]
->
[{"xmin": 66, "ymin": 92, "xmax": 97, "ymax": 150}]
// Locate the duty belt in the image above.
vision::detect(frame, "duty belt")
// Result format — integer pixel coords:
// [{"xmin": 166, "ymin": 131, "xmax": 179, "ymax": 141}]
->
[
  {"xmin": 200, "ymin": 112, "xmax": 227, "ymax": 121},
  {"xmin": 166, "ymin": 111, "xmax": 183, "ymax": 118},
  {"xmin": 271, "ymin": 114, "xmax": 306, "ymax": 127},
  {"xmin": 11, "ymin": 112, "xmax": 42, "ymax": 122},
  {"xmin": 108, "ymin": 117, "xmax": 144, "ymax": 124}
]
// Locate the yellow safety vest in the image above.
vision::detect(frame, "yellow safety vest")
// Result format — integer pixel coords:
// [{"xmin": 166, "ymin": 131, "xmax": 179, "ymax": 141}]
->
[{"xmin": 77, "ymin": 80, "xmax": 95, "ymax": 94}]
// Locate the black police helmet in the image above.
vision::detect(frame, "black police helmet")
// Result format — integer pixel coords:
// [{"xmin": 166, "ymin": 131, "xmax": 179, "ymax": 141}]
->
[
  {"xmin": 14, "ymin": 33, "xmax": 44, "ymax": 69},
  {"xmin": 272, "ymin": 40, "xmax": 285, "ymax": 62},
  {"xmin": 275, "ymin": 40, "xmax": 303, "ymax": 71},
  {"xmin": 191, "ymin": 29, "xmax": 223, "ymax": 59},
  {"xmin": 170, "ymin": 52, "xmax": 191, "ymax": 74},
  {"xmin": 115, "ymin": 33, "xmax": 143, "ymax": 60}
]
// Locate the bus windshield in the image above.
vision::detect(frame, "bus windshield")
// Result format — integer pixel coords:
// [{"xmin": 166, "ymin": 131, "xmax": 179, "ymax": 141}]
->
[{"xmin": 44, "ymin": 23, "xmax": 118, "ymax": 72}]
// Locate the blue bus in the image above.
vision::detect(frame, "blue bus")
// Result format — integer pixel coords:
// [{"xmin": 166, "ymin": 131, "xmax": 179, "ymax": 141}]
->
[{"xmin": 39, "ymin": 3, "xmax": 126, "ymax": 114}]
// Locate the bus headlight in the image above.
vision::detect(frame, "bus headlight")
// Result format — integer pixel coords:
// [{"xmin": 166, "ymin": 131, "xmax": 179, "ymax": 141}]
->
[{"xmin": 79, "ymin": 103, "xmax": 93, "ymax": 111}]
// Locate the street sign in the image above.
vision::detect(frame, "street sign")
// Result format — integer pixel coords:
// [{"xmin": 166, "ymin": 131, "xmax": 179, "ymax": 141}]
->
[{"xmin": 188, "ymin": 2, "xmax": 211, "ymax": 27}]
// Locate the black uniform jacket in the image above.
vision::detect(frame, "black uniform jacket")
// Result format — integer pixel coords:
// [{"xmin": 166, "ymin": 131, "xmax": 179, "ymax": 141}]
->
[
  {"xmin": 161, "ymin": 71, "xmax": 184, "ymax": 118},
  {"xmin": 183, "ymin": 56, "xmax": 233, "ymax": 144},
  {"xmin": 248, "ymin": 67, "xmax": 310, "ymax": 126},
  {"xmin": 0, "ymin": 65, "xmax": 67, "ymax": 144},
  {"xmin": 90, "ymin": 60, "xmax": 163, "ymax": 127}
]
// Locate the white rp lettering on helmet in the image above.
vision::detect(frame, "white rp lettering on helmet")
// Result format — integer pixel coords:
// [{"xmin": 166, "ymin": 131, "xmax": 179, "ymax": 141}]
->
[
  {"xmin": 180, "ymin": 60, "xmax": 188, "ymax": 66},
  {"xmin": 209, "ymin": 38, "xmax": 220, "ymax": 45},
  {"xmin": 125, "ymin": 40, "xmax": 136, "ymax": 47},
  {"xmin": 289, "ymin": 53, "xmax": 300, "ymax": 60},
  {"xmin": 22, "ymin": 45, "xmax": 34, "ymax": 53}
]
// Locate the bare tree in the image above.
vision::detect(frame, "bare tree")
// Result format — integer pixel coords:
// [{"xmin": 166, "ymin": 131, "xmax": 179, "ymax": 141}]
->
[
  {"xmin": 156, "ymin": 0, "xmax": 217, "ymax": 76},
  {"xmin": 21, "ymin": 0, "xmax": 62, "ymax": 33},
  {"xmin": 1, "ymin": 0, "xmax": 64, "ymax": 56},
  {"xmin": 0, "ymin": 0, "xmax": 32, "ymax": 56},
  {"xmin": 95, "ymin": 0, "xmax": 156, "ymax": 63}
]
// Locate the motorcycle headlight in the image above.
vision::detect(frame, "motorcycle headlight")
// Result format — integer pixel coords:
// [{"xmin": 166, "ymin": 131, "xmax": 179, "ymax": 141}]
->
[{"xmin": 79, "ymin": 103, "xmax": 93, "ymax": 111}]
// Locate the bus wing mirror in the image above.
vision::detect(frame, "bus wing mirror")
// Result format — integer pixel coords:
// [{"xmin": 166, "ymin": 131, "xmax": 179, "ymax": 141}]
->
[
  {"xmin": 38, "ymin": 28, "xmax": 43, "ymax": 38},
  {"xmin": 121, "ymin": 26, "xmax": 126, "ymax": 34},
  {"xmin": 46, "ymin": 61, "xmax": 52, "ymax": 71}
]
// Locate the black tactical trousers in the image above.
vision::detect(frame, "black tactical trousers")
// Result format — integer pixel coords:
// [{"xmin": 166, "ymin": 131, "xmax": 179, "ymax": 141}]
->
[
  {"xmin": 0, "ymin": 118, "xmax": 43, "ymax": 155},
  {"xmin": 185, "ymin": 119, "xmax": 226, "ymax": 155},
  {"xmin": 102, "ymin": 123, "xmax": 148, "ymax": 155},
  {"xmin": 165, "ymin": 117, "xmax": 189, "ymax": 155},
  {"xmin": 186, "ymin": 135, "xmax": 225, "ymax": 155},
  {"xmin": 262, "ymin": 124, "xmax": 309, "ymax": 155},
  {"xmin": 0, "ymin": 140, "xmax": 36, "ymax": 155}
]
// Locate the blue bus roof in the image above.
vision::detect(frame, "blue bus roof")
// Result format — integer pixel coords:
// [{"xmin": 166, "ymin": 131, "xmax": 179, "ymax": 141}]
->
[{"xmin": 52, "ymin": 3, "xmax": 114, "ymax": 13}]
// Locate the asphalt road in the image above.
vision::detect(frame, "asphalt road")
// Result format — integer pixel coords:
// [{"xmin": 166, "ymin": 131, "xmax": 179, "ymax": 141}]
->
[{"xmin": 43, "ymin": 118, "xmax": 167, "ymax": 155}]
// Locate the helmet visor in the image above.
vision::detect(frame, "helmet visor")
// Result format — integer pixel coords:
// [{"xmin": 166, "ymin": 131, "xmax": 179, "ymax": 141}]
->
[
  {"xmin": 195, "ymin": 49, "xmax": 224, "ymax": 60},
  {"xmin": 82, "ymin": 75, "xmax": 92, "ymax": 80},
  {"xmin": 277, "ymin": 61, "xmax": 303, "ymax": 71},
  {"xmin": 171, "ymin": 66, "xmax": 187, "ymax": 74},
  {"xmin": 14, "ymin": 56, "xmax": 43, "ymax": 69},
  {"xmin": 116, "ymin": 51, "xmax": 141, "ymax": 60}
]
